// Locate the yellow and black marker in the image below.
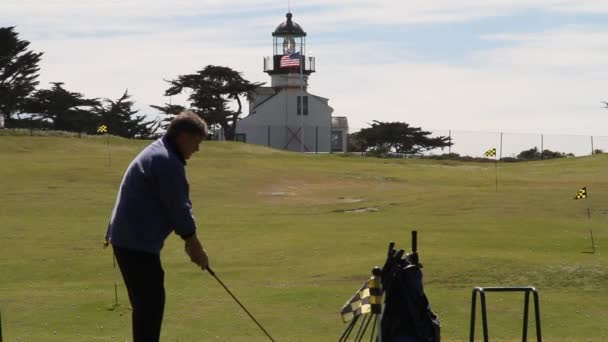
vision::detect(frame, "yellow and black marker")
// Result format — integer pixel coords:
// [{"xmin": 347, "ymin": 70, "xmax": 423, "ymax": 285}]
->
[
  {"xmin": 574, "ymin": 187, "xmax": 587, "ymax": 200},
  {"xmin": 485, "ymin": 148, "xmax": 496, "ymax": 158},
  {"xmin": 340, "ymin": 275, "xmax": 382, "ymax": 323}
]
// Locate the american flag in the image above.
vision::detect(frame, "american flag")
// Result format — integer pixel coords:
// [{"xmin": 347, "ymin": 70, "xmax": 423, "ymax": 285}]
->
[{"xmin": 280, "ymin": 53, "xmax": 301, "ymax": 68}]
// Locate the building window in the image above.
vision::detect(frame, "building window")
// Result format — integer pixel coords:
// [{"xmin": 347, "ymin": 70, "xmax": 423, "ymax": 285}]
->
[
  {"xmin": 235, "ymin": 133, "xmax": 246, "ymax": 143},
  {"xmin": 297, "ymin": 96, "xmax": 300, "ymax": 115},
  {"xmin": 297, "ymin": 96, "xmax": 308, "ymax": 116}
]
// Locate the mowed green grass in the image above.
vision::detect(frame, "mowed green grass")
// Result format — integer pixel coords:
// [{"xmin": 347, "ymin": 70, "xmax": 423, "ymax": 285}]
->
[{"xmin": 1, "ymin": 132, "xmax": 607, "ymax": 341}]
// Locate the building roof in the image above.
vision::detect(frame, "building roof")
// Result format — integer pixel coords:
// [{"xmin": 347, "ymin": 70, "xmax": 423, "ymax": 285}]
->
[
  {"xmin": 311, "ymin": 94, "xmax": 329, "ymax": 103},
  {"xmin": 332, "ymin": 116, "xmax": 349, "ymax": 129},
  {"xmin": 273, "ymin": 13, "xmax": 306, "ymax": 37},
  {"xmin": 252, "ymin": 87, "xmax": 277, "ymax": 95}
]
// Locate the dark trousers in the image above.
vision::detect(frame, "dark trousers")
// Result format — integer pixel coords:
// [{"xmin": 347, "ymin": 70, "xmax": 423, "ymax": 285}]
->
[{"xmin": 113, "ymin": 246, "xmax": 165, "ymax": 342}]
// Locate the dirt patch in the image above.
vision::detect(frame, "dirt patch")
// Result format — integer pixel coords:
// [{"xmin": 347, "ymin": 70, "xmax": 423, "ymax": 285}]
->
[
  {"xmin": 257, "ymin": 191, "xmax": 294, "ymax": 197},
  {"xmin": 337, "ymin": 197, "xmax": 364, "ymax": 203},
  {"xmin": 334, "ymin": 207, "xmax": 379, "ymax": 213}
]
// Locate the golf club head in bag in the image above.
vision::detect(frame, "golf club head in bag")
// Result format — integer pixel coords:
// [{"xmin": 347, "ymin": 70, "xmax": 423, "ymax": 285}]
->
[{"xmin": 380, "ymin": 231, "xmax": 440, "ymax": 342}]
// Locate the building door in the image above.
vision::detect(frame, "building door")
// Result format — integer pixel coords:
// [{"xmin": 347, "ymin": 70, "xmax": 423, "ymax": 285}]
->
[
  {"xmin": 235, "ymin": 133, "xmax": 246, "ymax": 143},
  {"xmin": 331, "ymin": 130, "xmax": 343, "ymax": 152}
]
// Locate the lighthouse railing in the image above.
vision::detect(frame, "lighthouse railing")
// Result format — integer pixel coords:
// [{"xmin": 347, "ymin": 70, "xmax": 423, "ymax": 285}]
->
[
  {"xmin": 263, "ymin": 56, "xmax": 315, "ymax": 73},
  {"xmin": 304, "ymin": 56, "xmax": 316, "ymax": 72}
]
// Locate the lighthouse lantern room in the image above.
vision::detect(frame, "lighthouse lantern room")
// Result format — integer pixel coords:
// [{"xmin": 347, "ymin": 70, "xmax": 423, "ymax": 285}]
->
[{"xmin": 264, "ymin": 12, "xmax": 315, "ymax": 88}]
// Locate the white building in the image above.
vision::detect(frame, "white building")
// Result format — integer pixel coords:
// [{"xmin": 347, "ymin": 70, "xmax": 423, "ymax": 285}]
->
[{"xmin": 236, "ymin": 12, "xmax": 348, "ymax": 153}]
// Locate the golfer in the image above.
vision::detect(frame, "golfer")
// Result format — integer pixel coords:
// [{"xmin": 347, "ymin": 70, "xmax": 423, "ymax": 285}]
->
[{"xmin": 105, "ymin": 110, "xmax": 210, "ymax": 342}]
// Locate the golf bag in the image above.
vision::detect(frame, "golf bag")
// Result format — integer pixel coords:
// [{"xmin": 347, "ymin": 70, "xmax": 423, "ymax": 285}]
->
[{"xmin": 380, "ymin": 232, "xmax": 440, "ymax": 342}]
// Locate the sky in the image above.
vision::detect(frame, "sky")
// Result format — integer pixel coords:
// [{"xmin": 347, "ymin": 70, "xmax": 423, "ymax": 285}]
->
[{"xmin": 2, "ymin": 0, "xmax": 608, "ymax": 153}]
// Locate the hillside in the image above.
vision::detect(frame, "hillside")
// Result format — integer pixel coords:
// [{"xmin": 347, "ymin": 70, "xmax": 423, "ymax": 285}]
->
[{"xmin": 1, "ymin": 132, "xmax": 607, "ymax": 341}]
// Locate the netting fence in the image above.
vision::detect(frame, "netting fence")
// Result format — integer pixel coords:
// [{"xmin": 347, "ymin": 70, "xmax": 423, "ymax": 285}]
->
[
  {"xmin": 226, "ymin": 123, "xmax": 608, "ymax": 157},
  {"xmin": 420, "ymin": 129, "xmax": 607, "ymax": 158}
]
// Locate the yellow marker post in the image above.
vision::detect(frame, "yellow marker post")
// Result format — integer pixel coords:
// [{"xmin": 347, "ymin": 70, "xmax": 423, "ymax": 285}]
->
[
  {"xmin": 97, "ymin": 125, "xmax": 110, "ymax": 166},
  {"xmin": 574, "ymin": 187, "xmax": 594, "ymax": 253},
  {"xmin": 485, "ymin": 148, "xmax": 498, "ymax": 192}
]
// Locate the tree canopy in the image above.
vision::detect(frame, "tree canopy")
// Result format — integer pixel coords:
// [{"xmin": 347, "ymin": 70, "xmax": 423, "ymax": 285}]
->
[
  {"xmin": 156, "ymin": 65, "xmax": 264, "ymax": 140},
  {"xmin": 0, "ymin": 26, "xmax": 43, "ymax": 125},
  {"xmin": 351, "ymin": 121, "xmax": 452, "ymax": 155},
  {"xmin": 96, "ymin": 90, "xmax": 160, "ymax": 139},
  {"xmin": 516, "ymin": 147, "xmax": 573, "ymax": 161},
  {"xmin": 24, "ymin": 82, "xmax": 99, "ymax": 133}
]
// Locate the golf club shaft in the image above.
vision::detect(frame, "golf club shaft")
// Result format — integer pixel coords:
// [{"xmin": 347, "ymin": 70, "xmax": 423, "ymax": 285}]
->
[{"xmin": 207, "ymin": 267, "xmax": 276, "ymax": 342}]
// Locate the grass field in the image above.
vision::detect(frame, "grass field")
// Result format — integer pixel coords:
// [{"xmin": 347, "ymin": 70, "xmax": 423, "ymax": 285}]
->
[{"xmin": 1, "ymin": 131, "xmax": 607, "ymax": 341}]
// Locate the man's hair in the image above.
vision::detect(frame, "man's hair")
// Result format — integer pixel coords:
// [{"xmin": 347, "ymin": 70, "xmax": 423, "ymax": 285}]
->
[{"xmin": 166, "ymin": 110, "xmax": 208, "ymax": 140}]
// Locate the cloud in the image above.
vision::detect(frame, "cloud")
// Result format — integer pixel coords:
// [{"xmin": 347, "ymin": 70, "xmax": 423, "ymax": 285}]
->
[
  {"xmin": 479, "ymin": 27, "xmax": 608, "ymax": 71},
  {"xmin": 314, "ymin": 26, "xmax": 608, "ymax": 135},
  {"xmin": 6, "ymin": 0, "xmax": 608, "ymax": 36},
  {"xmin": 3, "ymin": 0, "xmax": 608, "ymax": 143}
]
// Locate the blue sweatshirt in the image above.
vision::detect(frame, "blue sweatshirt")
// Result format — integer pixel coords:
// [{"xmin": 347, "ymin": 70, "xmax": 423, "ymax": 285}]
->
[{"xmin": 105, "ymin": 136, "xmax": 196, "ymax": 254}]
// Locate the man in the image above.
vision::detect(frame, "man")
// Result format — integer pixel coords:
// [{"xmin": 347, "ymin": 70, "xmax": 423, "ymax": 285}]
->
[{"xmin": 105, "ymin": 110, "xmax": 210, "ymax": 342}]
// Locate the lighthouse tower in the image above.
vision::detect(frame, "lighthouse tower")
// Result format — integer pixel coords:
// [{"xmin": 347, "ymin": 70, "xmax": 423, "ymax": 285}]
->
[{"xmin": 235, "ymin": 12, "xmax": 348, "ymax": 153}]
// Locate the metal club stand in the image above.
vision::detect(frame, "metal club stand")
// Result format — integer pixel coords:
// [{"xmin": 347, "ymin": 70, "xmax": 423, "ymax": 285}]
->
[{"xmin": 469, "ymin": 286, "xmax": 542, "ymax": 342}]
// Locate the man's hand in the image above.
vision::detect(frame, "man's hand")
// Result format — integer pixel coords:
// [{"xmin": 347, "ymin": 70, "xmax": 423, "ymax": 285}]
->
[{"xmin": 184, "ymin": 234, "xmax": 209, "ymax": 271}]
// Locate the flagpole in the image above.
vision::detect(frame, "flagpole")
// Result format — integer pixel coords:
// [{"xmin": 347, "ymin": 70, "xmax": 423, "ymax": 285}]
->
[
  {"xmin": 575, "ymin": 187, "xmax": 593, "ymax": 253},
  {"xmin": 584, "ymin": 188, "xmax": 593, "ymax": 253},
  {"xmin": 485, "ymin": 148, "xmax": 498, "ymax": 192},
  {"xmin": 107, "ymin": 133, "xmax": 111, "ymax": 167},
  {"xmin": 587, "ymin": 207, "xmax": 595, "ymax": 253},
  {"xmin": 109, "ymin": 130, "xmax": 117, "ymax": 308},
  {"xmin": 495, "ymin": 158, "xmax": 498, "ymax": 192},
  {"xmin": 99, "ymin": 124, "xmax": 117, "ymax": 307}
]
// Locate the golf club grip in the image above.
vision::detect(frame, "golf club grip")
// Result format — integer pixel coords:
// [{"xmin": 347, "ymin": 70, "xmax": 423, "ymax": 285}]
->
[
  {"xmin": 395, "ymin": 249, "xmax": 405, "ymax": 260},
  {"xmin": 206, "ymin": 266, "xmax": 216, "ymax": 277},
  {"xmin": 412, "ymin": 230, "xmax": 418, "ymax": 253},
  {"xmin": 388, "ymin": 241, "xmax": 395, "ymax": 256}
]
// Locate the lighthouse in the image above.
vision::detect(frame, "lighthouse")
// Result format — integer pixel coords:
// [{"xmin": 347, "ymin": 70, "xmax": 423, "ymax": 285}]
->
[{"xmin": 235, "ymin": 12, "xmax": 348, "ymax": 153}]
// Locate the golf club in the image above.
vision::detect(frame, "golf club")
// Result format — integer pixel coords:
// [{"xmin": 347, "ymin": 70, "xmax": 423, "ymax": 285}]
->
[{"xmin": 206, "ymin": 267, "xmax": 276, "ymax": 342}]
